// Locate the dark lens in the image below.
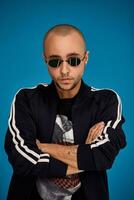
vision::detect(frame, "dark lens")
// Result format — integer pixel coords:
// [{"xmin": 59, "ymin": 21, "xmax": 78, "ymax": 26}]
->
[
  {"xmin": 68, "ymin": 57, "xmax": 81, "ymax": 66},
  {"xmin": 48, "ymin": 59, "xmax": 60, "ymax": 68}
]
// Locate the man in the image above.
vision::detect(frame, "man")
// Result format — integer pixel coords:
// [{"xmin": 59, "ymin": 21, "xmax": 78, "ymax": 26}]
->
[{"xmin": 5, "ymin": 24, "xmax": 126, "ymax": 200}]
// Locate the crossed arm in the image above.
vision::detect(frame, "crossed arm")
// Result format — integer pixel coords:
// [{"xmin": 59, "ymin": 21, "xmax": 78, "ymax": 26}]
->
[{"xmin": 37, "ymin": 122, "xmax": 104, "ymax": 175}]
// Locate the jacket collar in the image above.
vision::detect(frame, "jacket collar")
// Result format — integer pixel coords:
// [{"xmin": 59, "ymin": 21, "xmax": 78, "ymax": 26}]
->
[
  {"xmin": 37, "ymin": 80, "xmax": 94, "ymax": 143},
  {"xmin": 46, "ymin": 79, "xmax": 93, "ymax": 106}
]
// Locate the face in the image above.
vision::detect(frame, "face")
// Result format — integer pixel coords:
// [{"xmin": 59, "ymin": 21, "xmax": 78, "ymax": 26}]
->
[{"xmin": 44, "ymin": 31, "xmax": 88, "ymax": 96}]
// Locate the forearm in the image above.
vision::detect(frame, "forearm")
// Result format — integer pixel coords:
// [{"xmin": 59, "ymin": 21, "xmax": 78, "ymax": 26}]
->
[
  {"xmin": 36, "ymin": 122, "xmax": 105, "ymax": 174},
  {"xmin": 38, "ymin": 143, "xmax": 78, "ymax": 169},
  {"xmin": 67, "ymin": 165, "xmax": 83, "ymax": 175}
]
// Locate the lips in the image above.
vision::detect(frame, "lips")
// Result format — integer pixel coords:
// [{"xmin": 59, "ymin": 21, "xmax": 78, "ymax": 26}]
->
[
  {"xmin": 59, "ymin": 77, "xmax": 73, "ymax": 80},
  {"xmin": 59, "ymin": 78, "xmax": 73, "ymax": 83},
  {"xmin": 60, "ymin": 78, "xmax": 71, "ymax": 81},
  {"xmin": 60, "ymin": 78, "xmax": 72, "ymax": 81}
]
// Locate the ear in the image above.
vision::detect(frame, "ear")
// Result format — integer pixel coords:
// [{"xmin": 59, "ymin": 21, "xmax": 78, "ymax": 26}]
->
[{"xmin": 85, "ymin": 51, "xmax": 89, "ymax": 64}]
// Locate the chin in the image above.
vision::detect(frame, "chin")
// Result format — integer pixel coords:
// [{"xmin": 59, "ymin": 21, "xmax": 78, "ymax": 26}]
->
[
  {"xmin": 56, "ymin": 83, "xmax": 74, "ymax": 91},
  {"xmin": 59, "ymin": 85, "xmax": 73, "ymax": 91}
]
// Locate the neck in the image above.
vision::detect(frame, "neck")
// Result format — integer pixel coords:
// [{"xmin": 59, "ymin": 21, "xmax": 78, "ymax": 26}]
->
[{"xmin": 56, "ymin": 80, "xmax": 81, "ymax": 99}]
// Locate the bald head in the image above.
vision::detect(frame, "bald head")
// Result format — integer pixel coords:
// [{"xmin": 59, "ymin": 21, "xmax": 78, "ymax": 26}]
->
[{"xmin": 43, "ymin": 24, "xmax": 86, "ymax": 53}]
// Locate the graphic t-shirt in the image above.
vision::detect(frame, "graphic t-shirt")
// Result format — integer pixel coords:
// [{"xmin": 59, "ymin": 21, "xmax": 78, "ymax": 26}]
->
[
  {"xmin": 53, "ymin": 98, "xmax": 74, "ymax": 144},
  {"xmin": 36, "ymin": 97, "xmax": 81, "ymax": 200}
]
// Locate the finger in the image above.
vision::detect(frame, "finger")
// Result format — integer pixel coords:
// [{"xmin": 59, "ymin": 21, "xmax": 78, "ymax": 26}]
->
[
  {"xmin": 38, "ymin": 144, "xmax": 44, "ymax": 151},
  {"xmin": 91, "ymin": 124, "xmax": 105, "ymax": 141},
  {"xmin": 86, "ymin": 137, "xmax": 93, "ymax": 144},
  {"xmin": 36, "ymin": 139, "xmax": 40, "ymax": 145},
  {"xmin": 88, "ymin": 122, "xmax": 103, "ymax": 137},
  {"xmin": 91, "ymin": 128, "xmax": 103, "ymax": 141},
  {"xmin": 87, "ymin": 122, "xmax": 104, "ymax": 143},
  {"xmin": 36, "ymin": 140, "xmax": 43, "ymax": 150},
  {"xmin": 89, "ymin": 122, "xmax": 104, "ymax": 135},
  {"xmin": 86, "ymin": 122, "xmax": 104, "ymax": 143},
  {"xmin": 91, "ymin": 123, "xmax": 104, "ymax": 138},
  {"xmin": 86, "ymin": 127, "xmax": 96, "ymax": 144}
]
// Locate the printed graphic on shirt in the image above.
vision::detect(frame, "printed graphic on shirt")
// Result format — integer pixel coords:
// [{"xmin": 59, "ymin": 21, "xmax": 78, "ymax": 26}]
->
[
  {"xmin": 52, "ymin": 115, "xmax": 74, "ymax": 144},
  {"xmin": 36, "ymin": 114, "xmax": 80, "ymax": 199},
  {"xmin": 49, "ymin": 114, "xmax": 80, "ymax": 190}
]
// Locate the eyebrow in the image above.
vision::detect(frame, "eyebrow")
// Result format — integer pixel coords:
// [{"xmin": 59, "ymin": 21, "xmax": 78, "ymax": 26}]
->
[
  {"xmin": 67, "ymin": 52, "xmax": 81, "ymax": 57},
  {"xmin": 48, "ymin": 52, "xmax": 81, "ymax": 58}
]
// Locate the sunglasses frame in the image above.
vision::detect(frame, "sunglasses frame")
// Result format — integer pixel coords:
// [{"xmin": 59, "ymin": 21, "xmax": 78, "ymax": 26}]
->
[{"xmin": 44, "ymin": 51, "xmax": 87, "ymax": 68}]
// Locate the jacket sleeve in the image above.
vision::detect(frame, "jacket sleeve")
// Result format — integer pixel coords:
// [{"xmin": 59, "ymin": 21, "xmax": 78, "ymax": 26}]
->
[
  {"xmin": 5, "ymin": 89, "xmax": 67, "ymax": 177},
  {"xmin": 77, "ymin": 90, "xmax": 126, "ymax": 171}
]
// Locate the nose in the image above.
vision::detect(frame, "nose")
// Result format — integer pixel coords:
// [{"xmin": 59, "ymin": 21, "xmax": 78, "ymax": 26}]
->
[{"xmin": 60, "ymin": 61, "xmax": 70, "ymax": 76}]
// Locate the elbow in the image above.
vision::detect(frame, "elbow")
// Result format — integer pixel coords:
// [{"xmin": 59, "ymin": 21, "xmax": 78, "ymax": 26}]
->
[
  {"xmin": 8, "ymin": 158, "xmax": 36, "ymax": 176},
  {"xmin": 95, "ymin": 156, "xmax": 116, "ymax": 170},
  {"xmin": 104, "ymin": 159, "xmax": 115, "ymax": 170},
  {"xmin": 119, "ymin": 133, "xmax": 127, "ymax": 149}
]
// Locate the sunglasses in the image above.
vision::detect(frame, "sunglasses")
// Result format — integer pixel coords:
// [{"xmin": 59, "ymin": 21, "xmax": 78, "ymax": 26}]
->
[{"xmin": 45, "ymin": 53, "xmax": 86, "ymax": 68}]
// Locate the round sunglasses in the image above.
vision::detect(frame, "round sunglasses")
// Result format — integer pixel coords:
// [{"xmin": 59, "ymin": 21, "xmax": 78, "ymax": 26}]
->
[{"xmin": 45, "ymin": 53, "xmax": 86, "ymax": 68}]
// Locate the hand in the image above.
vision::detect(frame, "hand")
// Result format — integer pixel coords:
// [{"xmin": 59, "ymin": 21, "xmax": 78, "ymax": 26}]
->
[
  {"xmin": 36, "ymin": 139, "xmax": 46, "ymax": 152},
  {"xmin": 67, "ymin": 165, "xmax": 83, "ymax": 175},
  {"xmin": 86, "ymin": 122, "xmax": 105, "ymax": 144}
]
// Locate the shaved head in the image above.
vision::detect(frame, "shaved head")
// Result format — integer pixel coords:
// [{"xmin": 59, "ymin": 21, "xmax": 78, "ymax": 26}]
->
[
  {"xmin": 42, "ymin": 24, "xmax": 89, "ymax": 98},
  {"xmin": 43, "ymin": 24, "xmax": 86, "ymax": 52}
]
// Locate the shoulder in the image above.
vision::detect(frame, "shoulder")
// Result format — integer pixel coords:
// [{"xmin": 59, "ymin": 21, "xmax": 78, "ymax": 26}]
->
[
  {"xmin": 13, "ymin": 83, "xmax": 49, "ymax": 102},
  {"xmin": 90, "ymin": 86, "xmax": 121, "ymax": 99},
  {"xmin": 89, "ymin": 86, "xmax": 122, "ymax": 108}
]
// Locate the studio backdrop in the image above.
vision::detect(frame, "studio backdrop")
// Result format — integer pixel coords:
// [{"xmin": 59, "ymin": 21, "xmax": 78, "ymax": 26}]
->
[{"xmin": 0, "ymin": 0, "xmax": 133, "ymax": 199}]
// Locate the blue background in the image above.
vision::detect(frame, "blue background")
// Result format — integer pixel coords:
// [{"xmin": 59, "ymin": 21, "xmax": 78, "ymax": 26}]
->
[{"xmin": 0, "ymin": 0, "xmax": 133, "ymax": 199}]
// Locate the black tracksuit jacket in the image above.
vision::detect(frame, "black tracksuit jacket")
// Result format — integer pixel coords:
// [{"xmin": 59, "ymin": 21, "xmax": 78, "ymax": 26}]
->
[{"xmin": 5, "ymin": 80, "xmax": 126, "ymax": 200}]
